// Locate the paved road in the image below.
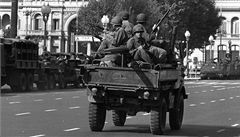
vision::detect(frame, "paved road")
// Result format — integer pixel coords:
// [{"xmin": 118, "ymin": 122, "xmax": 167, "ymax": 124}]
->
[{"xmin": 1, "ymin": 80, "xmax": 240, "ymax": 137}]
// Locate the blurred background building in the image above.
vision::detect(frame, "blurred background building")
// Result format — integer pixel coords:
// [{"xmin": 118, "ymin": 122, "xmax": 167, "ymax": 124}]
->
[
  {"xmin": 0, "ymin": 0, "xmax": 239, "ymax": 58},
  {"xmin": 0, "ymin": 0, "xmax": 88, "ymax": 54}
]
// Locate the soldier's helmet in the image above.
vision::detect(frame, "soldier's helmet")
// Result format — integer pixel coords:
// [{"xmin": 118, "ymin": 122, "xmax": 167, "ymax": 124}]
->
[
  {"xmin": 136, "ymin": 13, "xmax": 147, "ymax": 23},
  {"xmin": 121, "ymin": 11, "xmax": 130, "ymax": 20},
  {"xmin": 133, "ymin": 24, "xmax": 144, "ymax": 33},
  {"xmin": 110, "ymin": 16, "xmax": 122, "ymax": 26}
]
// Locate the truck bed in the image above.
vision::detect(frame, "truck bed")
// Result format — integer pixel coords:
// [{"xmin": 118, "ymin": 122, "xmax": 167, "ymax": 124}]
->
[{"xmin": 85, "ymin": 65, "xmax": 180, "ymax": 89}]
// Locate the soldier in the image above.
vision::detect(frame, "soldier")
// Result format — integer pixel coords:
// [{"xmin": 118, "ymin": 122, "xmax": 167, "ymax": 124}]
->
[
  {"xmin": 120, "ymin": 11, "xmax": 134, "ymax": 39},
  {"xmin": 98, "ymin": 16, "xmax": 128, "ymax": 66},
  {"xmin": 127, "ymin": 24, "xmax": 167, "ymax": 65},
  {"xmin": 136, "ymin": 13, "xmax": 149, "ymax": 41},
  {"xmin": 136, "ymin": 13, "xmax": 160, "ymax": 47}
]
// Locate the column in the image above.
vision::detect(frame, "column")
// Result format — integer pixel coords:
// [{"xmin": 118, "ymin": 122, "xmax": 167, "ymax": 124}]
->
[{"xmin": 0, "ymin": 15, "xmax": 2, "ymax": 29}]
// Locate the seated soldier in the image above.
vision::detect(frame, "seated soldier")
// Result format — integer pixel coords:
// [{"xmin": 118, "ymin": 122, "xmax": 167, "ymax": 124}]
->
[
  {"xmin": 127, "ymin": 24, "xmax": 167, "ymax": 66},
  {"xmin": 97, "ymin": 16, "xmax": 128, "ymax": 67}
]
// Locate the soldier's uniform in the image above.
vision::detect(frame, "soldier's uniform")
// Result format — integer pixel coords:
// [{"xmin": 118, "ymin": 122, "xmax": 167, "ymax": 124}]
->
[
  {"xmin": 127, "ymin": 24, "xmax": 167, "ymax": 65},
  {"xmin": 99, "ymin": 16, "xmax": 128, "ymax": 66},
  {"xmin": 120, "ymin": 11, "xmax": 134, "ymax": 39}
]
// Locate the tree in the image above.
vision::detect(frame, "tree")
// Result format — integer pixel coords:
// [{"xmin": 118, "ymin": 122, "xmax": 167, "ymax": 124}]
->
[{"xmin": 77, "ymin": 0, "xmax": 221, "ymax": 50}]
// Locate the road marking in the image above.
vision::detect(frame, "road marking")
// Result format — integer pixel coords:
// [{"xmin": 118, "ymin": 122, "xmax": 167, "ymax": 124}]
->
[
  {"xmin": 202, "ymin": 90, "xmax": 207, "ymax": 93},
  {"xmin": 219, "ymin": 99, "xmax": 226, "ymax": 101},
  {"xmin": 143, "ymin": 113, "xmax": 150, "ymax": 116},
  {"xmin": 231, "ymin": 124, "xmax": 239, "ymax": 127},
  {"xmin": 126, "ymin": 116, "xmax": 132, "ymax": 119},
  {"xmin": 55, "ymin": 98, "xmax": 62, "ymax": 100},
  {"xmin": 230, "ymin": 97, "xmax": 234, "ymax": 99},
  {"xmin": 189, "ymin": 104, "xmax": 196, "ymax": 107},
  {"xmin": 72, "ymin": 96, "xmax": 80, "ymax": 99},
  {"xmin": 44, "ymin": 109, "xmax": 57, "ymax": 112},
  {"xmin": 210, "ymin": 90, "xmax": 214, "ymax": 92},
  {"xmin": 29, "ymin": 134, "xmax": 45, "ymax": 137},
  {"xmin": 210, "ymin": 100, "xmax": 216, "ymax": 103},
  {"xmin": 216, "ymin": 129, "xmax": 225, "ymax": 133},
  {"xmin": 69, "ymin": 106, "xmax": 80, "ymax": 109},
  {"xmin": 200, "ymin": 102, "xmax": 206, "ymax": 105},
  {"xmin": 34, "ymin": 99, "xmax": 43, "ymax": 102},
  {"xmin": 64, "ymin": 128, "xmax": 80, "ymax": 132},
  {"xmin": 236, "ymin": 96, "xmax": 240, "ymax": 98},
  {"xmin": 9, "ymin": 101, "xmax": 21, "ymax": 104},
  {"xmin": 213, "ymin": 86, "xmax": 225, "ymax": 88},
  {"xmin": 16, "ymin": 112, "xmax": 31, "ymax": 116}
]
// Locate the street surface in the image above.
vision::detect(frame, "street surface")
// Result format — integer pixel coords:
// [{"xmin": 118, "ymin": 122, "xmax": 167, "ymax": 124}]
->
[{"xmin": 1, "ymin": 80, "xmax": 240, "ymax": 137}]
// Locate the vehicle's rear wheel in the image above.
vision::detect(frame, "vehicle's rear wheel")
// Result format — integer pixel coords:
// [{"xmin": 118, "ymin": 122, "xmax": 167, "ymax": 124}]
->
[
  {"xmin": 27, "ymin": 73, "xmax": 34, "ymax": 91},
  {"xmin": 59, "ymin": 75, "xmax": 66, "ymax": 89},
  {"xmin": 48, "ymin": 75, "xmax": 56, "ymax": 89},
  {"xmin": 112, "ymin": 110, "xmax": 127, "ymax": 126},
  {"xmin": 150, "ymin": 98, "xmax": 167, "ymax": 135},
  {"xmin": 169, "ymin": 93, "xmax": 184, "ymax": 130},
  {"xmin": 89, "ymin": 103, "xmax": 106, "ymax": 131}
]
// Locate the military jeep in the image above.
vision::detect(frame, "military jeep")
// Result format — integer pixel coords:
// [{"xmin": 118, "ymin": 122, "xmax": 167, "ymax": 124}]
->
[{"xmin": 84, "ymin": 46, "xmax": 188, "ymax": 135}]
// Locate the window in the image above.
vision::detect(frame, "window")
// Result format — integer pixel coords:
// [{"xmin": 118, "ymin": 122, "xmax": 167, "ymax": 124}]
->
[
  {"xmin": 231, "ymin": 17, "xmax": 239, "ymax": 37},
  {"xmin": 34, "ymin": 14, "xmax": 42, "ymax": 30},
  {"xmin": 53, "ymin": 19, "xmax": 60, "ymax": 30}
]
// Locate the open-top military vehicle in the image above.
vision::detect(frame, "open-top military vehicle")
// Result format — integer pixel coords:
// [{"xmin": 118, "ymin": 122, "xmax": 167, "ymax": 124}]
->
[
  {"xmin": 85, "ymin": 46, "xmax": 188, "ymax": 135},
  {"xmin": 84, "ymin": 23, "xmax": 188, "ymax": 135}
]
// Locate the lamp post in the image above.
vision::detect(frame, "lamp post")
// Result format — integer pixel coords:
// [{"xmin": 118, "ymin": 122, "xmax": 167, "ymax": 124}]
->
[
  {"xmin": 23, "ymin": 7, "xmax": 32, "ymax": 36},
  {"xmin": 228, "ymin": 39, "xmax": 232, "ymax": 61},
  {"xmin": 185, "ymin": 30, "xmax": 190, "ymax": 78},
  {"xmin": 101, "ymin": 15, "xmax": 109, "ymax": 39},
  {"xmin": 41, "ymin": 4, "xmax": 51, "ymax": 52},
  {"xmin": 208, "ymin": 35, "xmax": 214, "ymax": 61}
]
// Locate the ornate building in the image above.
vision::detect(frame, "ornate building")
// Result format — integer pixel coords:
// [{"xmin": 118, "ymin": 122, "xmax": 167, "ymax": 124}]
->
[
  {"xmin": 0, "ymin": 0, "xmax": 88, "ymax": 54},
  {"xmin": 207, "ymin": 0, "xmax": 240, "ymax": 61}
]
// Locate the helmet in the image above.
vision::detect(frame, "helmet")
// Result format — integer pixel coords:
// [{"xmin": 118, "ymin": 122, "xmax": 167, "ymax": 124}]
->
[
  {"xmin": 121, "ymin": 11, "xmax": 129, "ymax": 20},
  {"xmin": 136, "ymin": 13, "xmax": 146, "ymax": 23},
  {"xmin": 133, "ymin": 24, "xmax": 144, "ymax": 33},
  {"xmin": 110, "ymin": 16, "xmax": 122, "ymax": 26}
]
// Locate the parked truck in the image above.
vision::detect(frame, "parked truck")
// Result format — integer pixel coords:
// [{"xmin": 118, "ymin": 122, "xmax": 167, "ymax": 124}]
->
[
  {"xmin": 1, "ymin": 38, "xmax": 85, "ymax": 92},
  {"xmin": 1, "ymin": 38, "xmax": 38, "ymax": 92}
]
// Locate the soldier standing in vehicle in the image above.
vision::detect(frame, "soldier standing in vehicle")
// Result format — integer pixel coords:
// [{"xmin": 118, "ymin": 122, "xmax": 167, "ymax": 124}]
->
[
  {"xmin": 119, "ymin": 11, "xmax": 134, "ymax": 39},
  {"xmin": 127, "ymin": 24, "xmax": 167, "ymax": 65},
  {"xmin": 98, "ymin": 16, "xmax": 128, "ymax": 66}
]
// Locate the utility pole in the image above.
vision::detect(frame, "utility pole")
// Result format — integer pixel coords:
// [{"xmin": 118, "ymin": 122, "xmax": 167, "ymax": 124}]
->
[{"xmin": 10, "ymin": 0, "xmax": 18, "ymax": 38}]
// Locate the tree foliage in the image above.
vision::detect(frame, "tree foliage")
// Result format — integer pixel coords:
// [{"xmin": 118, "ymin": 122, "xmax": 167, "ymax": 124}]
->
[{"xmin": 77, "ymin": 0, "xmax": 221, "ymax": 49}]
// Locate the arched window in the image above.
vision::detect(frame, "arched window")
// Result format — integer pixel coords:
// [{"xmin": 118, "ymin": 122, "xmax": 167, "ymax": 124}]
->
[
  {"xmin": 2, "ymin": 14, "xmax": 10, "ymax": 30},
  {"xmin": 231, "ymin": 17, "xmax": 239, "ymax": 37},
  {"xmin": 219, "ymin": 16, "xmax": 226, "ymax": 37},
  {"xmin": 34, "ymin": 14, "xmax": 42, "ymax": 30}
]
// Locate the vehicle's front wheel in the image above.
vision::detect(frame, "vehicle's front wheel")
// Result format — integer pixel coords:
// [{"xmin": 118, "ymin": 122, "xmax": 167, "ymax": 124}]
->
[
  {"xmin": 150, "ymin": 98, "xmax": 167, "ymax": 135},
  {"xmin": 169, "ymin": 93, "xmax": 184, "ymax": 130},
  {"xmin": 112, "ymin": 110, "xmax": 127, "ymax": 126},
  {"xmin": 89, "ymin": 103, "xmax": 106, "ymax": 131},
  {"xmin": 19, "ymin": 72, "xmax": 27, "ymax": 92}
]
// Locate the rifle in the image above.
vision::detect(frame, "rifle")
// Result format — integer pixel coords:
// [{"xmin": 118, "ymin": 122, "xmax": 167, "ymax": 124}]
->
[{"xmin": 151, "ymin": 3, "xmax": 176, "ymax": 35}]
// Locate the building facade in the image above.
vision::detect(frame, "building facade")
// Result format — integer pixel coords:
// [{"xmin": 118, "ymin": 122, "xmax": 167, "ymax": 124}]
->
[
  {"xmin": 1, "ymin": 0, "xmax": 240, "ymax": 57},
  {"xmin": 207, "ymin": 0, "xmax": 240, "ymax": 61},
  {"xmin": 0, "ymin": 0, "xmax": 88, "ymax": 54}
]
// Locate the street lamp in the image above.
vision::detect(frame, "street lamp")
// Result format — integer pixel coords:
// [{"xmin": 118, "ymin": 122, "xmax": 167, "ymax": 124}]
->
[
  {"xmin": 228, "ymin": 39, "xmax": 232, "ymax": 61},
  {"xmin": 185, "ymin": 30, "xmax": 190, "ymax": 77},
  {"xmin": 101, "ymin": 15, "xmax": 109, "ymax": 39},
  {"xmin": 41, "ymin": 4, "xmax": 51, "ymax": 52},
  {"xmin": 208, "ymin": 35, "xmax": 214, "ymax": 61},
  {"xmin": 23, "ymin": 7, "xmax": 32, "ymax": 36}
]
